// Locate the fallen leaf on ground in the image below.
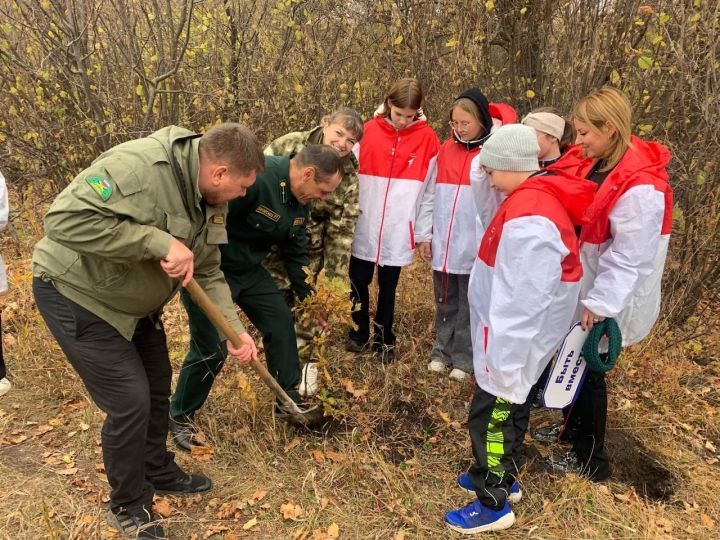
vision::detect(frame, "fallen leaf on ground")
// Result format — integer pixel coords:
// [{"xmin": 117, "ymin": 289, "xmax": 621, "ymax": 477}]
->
[
  {"xmin": 56, "ymin": 467, "xmax": 78, "ymax": 475},
  {"xmin": 280, "ymin": 502, "xmax": 305, "ymax": 520},
  {"xmin": 701, "ymin": 514, "xmax": 715, "ymax": 529},
  {"xmin": 394, "ymin": 532, "xmax": 406, "ymax": 540},
  {"xmin": 251, "ymin": 489, "xmax": 268, "ymax": 502},
  {"xmin": 327, "ymin": 523, "xmax": 339, "ymax": 538},
  {"xmin": 284, "ymin": 437, "xmax": 302, "ymax": 454},
  {"xmin": 243, "ymin": 517, "xmax": 258, "ymax": 530},
  {"xmin": 154, "ymin": 498, "xmax": 173, "ymax": 517},
  {"xmin": 325, "ymin": 450, "xmax": 345, "ymax": 463},
  {"xmin": 311, "ymin": 450, "xmax": 325, "ymax": 464},
  {"xmin": 190, "ymin": 444, "xmax": 214, "ymax": 462},
  {"xmin": 340, "ymin": 378, "xmax": 368, "ymax": 398}
]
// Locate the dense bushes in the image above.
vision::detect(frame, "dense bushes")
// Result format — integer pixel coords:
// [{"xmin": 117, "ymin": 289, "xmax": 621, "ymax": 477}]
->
[{"xmin": 0, "ymin": 0, "xmax": 717, "ymax": 326}]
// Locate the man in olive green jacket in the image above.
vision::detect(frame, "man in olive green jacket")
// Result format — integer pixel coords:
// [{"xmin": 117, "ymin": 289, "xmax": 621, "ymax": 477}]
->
[{"xmin": 32, "ymin": 123, "xmax": 263, "ymax": 539}]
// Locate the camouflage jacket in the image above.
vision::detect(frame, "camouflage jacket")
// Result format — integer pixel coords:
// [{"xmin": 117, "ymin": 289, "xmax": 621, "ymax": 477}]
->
[{"xmin": 264, "ymin": 126, "xmax": 360, "ymax": 280}]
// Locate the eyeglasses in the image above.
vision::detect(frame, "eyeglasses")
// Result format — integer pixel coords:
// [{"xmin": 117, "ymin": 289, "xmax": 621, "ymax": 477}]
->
[{"xmin": 449, "ymin": 120, "xmax": 475, "ymax": 130}]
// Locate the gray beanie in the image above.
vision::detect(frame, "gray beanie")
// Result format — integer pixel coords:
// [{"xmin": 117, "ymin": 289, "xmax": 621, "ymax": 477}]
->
[{"xmin": 478, "ymin": 124, "xmax": 540, "ymax": 172}]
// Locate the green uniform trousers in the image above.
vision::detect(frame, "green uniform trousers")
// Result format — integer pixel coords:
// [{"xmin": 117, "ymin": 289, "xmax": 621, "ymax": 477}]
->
[{"xmin": 170, "ymin": 266, "xmax": 301, "ymax": 424}]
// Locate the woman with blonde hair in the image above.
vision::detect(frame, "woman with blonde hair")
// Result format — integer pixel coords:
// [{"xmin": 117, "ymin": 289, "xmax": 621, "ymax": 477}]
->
[
  {"xmin": 348, "ymin": 78, "xmax": 440, "ymax": 362},
  {"xmin": 545, "ymin": 86, "xmax": 673, "ymax": 481}
]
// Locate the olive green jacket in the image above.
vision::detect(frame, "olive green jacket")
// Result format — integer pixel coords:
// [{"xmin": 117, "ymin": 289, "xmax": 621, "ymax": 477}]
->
[{"xmin": 32, "ymin": 126, "xmax": 244, "ymax": 340}]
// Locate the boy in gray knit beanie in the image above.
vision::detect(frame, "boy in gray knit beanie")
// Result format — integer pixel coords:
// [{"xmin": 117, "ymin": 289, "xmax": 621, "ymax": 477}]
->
[{"xmin": 478, "ymin": 124, "xmax": 540, "ymax": 194}]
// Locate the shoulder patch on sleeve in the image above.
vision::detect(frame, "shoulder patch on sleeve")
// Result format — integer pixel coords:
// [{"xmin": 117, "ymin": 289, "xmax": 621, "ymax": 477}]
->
[
  {"xmin": 256, "ymin": 205, "xmax": 281, "ymax": 222},
  {"xmin": 85, "ymin": 176, "xmax": 113, "ymax": 201}
]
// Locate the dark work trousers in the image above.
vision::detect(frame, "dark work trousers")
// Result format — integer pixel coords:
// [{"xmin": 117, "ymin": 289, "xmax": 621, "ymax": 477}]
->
[
  {"xmin": 467, "ymin": 386, "xmax": 531, "ymax": 509},
  {"xmin": 0, "ymin": 312, "xmax": 6, "ymax": 379},
  {"xmin": 170, "ymin": 265, "xmax": 301, "ymax": 424},
  {"xmin": 430, "ymin": 271, "xmax": 472, "ymax": 373},
  {"xmin": 569, "ymin": 369, "xmax": 611, "ymax": 480},
  {"xmin": 348, "ymin": 255, "xmax": 402, "ymax": 346},
  {"xmin": 33, "ymin": 278, "xmax": 183, "ymax": 513}
]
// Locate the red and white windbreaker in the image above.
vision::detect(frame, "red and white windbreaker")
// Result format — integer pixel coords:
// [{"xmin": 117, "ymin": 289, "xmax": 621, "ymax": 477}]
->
[
  {"xmin": 415, "ymin": 104, "xmax": 516, "ymax": 274},
  {"xmin": 351, "ymin": 116, "xmax": 440, "ymax": 266},
  {"xmin": 551, "ymin": 138, "xmax": 673, "ymax": 345},
  {"xmin": 469, "ymin": 171, "xmax": 596, "ymax": 403}
]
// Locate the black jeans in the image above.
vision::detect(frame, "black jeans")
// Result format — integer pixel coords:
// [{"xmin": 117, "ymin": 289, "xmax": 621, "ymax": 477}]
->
[
  {"xmin": 33, "ymin": 278, "xmax": 183, "ymax": 512},
  {"xmin": 348, "ymin": 255, "xmax": 402, "ymax": 346},
  {"xmin": 569, "ymin": 369, "xmax": 610, "ymax": 480},
  {"xmin": 467, "ymin": 387, "xmax": 531, "ymax": 509}
]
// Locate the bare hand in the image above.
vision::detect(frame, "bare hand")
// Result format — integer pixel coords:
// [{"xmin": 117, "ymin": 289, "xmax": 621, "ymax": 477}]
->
[
  {"xmin": 581, "ymin": 308, "xmax": 605, "ymax": 331},
  {"xmin": 227, "ymin": 333, "xmax": 257, "ymax": 365},
  {"xmin": 417, "ymin": 242, "xmax": 432, "ymax": 262},
  {"xmin": 314, "ymin": 311, "xmax": 328, "ymax": 330},
  {"xmin": 161, "ymin": 238, "xmax": 194, "ymax": 286}
]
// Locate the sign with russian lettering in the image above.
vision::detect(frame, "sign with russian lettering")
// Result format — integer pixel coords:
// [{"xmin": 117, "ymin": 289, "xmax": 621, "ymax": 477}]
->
[{"xmin": 542, "ymin": 322, "xmax": 589, "ymax": 409}]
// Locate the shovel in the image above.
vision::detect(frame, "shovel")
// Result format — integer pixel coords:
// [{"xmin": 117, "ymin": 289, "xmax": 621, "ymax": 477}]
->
[{"xmin": 184, "ymin": 278, "xmax": 323, "ymax": 427}]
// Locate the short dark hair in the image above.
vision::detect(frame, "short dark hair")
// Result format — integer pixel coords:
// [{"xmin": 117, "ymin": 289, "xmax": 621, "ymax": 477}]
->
[
  {"xmin": 293, "ymin": 144, "xmax": 343, "ymax": 183},
  {"xmin": 199, "ymin": 122, "xmax": 265, "ymax": 174}
]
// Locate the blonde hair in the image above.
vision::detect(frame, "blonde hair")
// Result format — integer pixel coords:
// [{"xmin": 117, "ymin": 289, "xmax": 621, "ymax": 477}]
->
[
  {"xmin": 450, "ymin": 98, "xmax": 486, "ymax": 138},
  {"xmin": 379, "ymin": 78, "xmax": 424, "ymax": 118},
  {"xmin": 571, "ymin": 87, "xmax": 633, "ymax": 171}
]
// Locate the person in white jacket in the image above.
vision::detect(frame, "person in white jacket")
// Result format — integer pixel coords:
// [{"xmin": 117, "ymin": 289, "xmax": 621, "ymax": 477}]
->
[
  {"xmin": 544, "ymin": 86, "xmax": 673, "ymax": 481},
  {"xmin": 445, "ymin": 125, "xmax": 596, "ymax": 534},
  {"xmin": 0, "ymin": 170, "xmax": 10, "ymax": 396},
  {"xmin": 347, "ymin": 78, "xmax": 440, "ymax": 362},
  {"xmin": 415, "ymin": 88, "xmax": 516, "ymax": 381}
]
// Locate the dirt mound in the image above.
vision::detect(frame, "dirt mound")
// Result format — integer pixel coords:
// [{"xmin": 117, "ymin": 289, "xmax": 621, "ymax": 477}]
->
[{"xmin": 606, "ymin": 429, "xmax": 677, "ymax": 502}]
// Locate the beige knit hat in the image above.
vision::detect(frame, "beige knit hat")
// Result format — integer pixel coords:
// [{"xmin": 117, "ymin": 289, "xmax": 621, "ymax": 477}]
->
[{"xmin": 521, "ymin": 111, "xmax": 565, "ymax": 140}]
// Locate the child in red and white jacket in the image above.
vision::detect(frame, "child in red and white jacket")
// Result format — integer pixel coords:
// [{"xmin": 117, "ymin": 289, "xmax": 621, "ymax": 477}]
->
[
  {"xmin": 347, "ymin": 78, "xmax": 440, "ymax": 362},
  {"xmin": 445, "ymin": 125, "xmax": 595, "ymax": 534},
  {"xmin": 414, "ymin": 88, "xmax": 515, "ymax": 381}
]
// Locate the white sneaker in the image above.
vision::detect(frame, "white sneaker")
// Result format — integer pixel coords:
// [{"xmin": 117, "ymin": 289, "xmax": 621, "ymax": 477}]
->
[
  {"xmin": 299, "ymin": 363, "xmax": 318, "ymax": 397},
  {"xmin": 428, "ymin": 360, "xmax": 447, "ymax": 373},
  {"xmin": 449, "ymin": 368, "xmax": 470, "ymax": 381},
  {"xmin": 0, "ymin": 377, "xmax": 10, "ymax": 397}
]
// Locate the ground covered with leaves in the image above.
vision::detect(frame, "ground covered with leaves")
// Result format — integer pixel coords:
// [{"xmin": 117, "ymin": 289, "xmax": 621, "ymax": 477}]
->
[{"xmin": 1, "ymin": 254, "xmax": 719, "ymax": 539}]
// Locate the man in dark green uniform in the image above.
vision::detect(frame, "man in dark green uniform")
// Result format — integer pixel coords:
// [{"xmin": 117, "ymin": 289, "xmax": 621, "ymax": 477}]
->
[
  {"xmin": 32, "ymin": 123, "xmax": 264, "ymax": 539},
  {"xmin": 170, "ymin": 145, "xmax": 342, "ymax": 448}
]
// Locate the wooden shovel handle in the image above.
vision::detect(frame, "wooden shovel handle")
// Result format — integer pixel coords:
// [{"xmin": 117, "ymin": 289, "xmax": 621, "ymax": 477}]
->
[{"xmin": 184, "ymin": 278, "xmax": 298, "ymax": 411}]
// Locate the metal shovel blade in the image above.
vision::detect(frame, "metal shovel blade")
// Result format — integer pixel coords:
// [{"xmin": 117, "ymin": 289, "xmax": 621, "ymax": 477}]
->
[{"xmin": 184, "ymin": 279, "xmax": 325, "ymax": 427}]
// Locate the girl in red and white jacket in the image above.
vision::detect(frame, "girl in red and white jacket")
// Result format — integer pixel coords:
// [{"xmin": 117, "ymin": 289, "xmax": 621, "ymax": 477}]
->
[
  {"xmin": 414, "ymin": 88, "xmax": 515, "ymax": 381},
  {"xmin": 545, "ymin": 87, "xmax": 673, "ymax": 481},
  {"xmin": 445, "ymin": 125, "xmax": 596, "ymax": 534},
  {"xmin": 348, "ymin": 78, "xmax": 440, "ymax": 361}
]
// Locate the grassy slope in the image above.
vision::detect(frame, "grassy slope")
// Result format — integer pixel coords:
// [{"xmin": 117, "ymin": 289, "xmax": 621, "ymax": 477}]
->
[{"xmin": 1, "ymin": 231, "xmax": 719, "ymax": 540}]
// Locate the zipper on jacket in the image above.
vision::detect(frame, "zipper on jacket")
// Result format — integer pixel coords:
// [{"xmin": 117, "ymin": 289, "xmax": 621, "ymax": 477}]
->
[
  {"xmin": 441, "ymin": 151, "xmax": 471, "ymax": 272},
  {"xmin": 374, "ymin": 132, "xmax": 399, "ymax": 264}
]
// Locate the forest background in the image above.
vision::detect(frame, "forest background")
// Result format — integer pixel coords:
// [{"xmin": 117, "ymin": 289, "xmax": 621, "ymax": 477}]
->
[{"xmin": 0, "ymin": 0, "xmax": 719, "ymax": 538}]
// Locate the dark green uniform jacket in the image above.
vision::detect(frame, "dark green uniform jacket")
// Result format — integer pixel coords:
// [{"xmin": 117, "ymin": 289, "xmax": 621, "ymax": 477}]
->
[
  {"xmin": 32, "ymin": 126, "xmax": 244, "ymax": 340},
  {"xmin": 221, "ymin": 155, "xmax": 311, "ymax": 299}
]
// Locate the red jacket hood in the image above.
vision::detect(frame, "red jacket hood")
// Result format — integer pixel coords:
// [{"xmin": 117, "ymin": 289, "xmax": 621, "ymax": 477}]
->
[
  {"xmin": 513, "ymin": 170, "xmax": 596, "ymax": 226},
  {"xmin": 488, "ymin": 103, "xmax": 517, "ymax": 125},
  {"xmin": 552, "ymin": 137, "xmax": 671, "ymax": 179}
]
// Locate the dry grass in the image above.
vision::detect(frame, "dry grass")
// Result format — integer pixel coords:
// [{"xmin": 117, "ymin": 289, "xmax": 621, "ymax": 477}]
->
[{"xmin": 1, "ymin": 221, "xmax": 720, "ymax": 539}]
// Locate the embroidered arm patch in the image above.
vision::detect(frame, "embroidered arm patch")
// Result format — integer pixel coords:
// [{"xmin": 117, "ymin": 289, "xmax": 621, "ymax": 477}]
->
[{"xmin": 86, "ymin": 176, "xmax": 113, "ymax": 201}]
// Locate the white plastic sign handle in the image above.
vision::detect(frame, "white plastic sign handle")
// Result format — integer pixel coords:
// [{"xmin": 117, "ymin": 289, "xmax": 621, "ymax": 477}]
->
[{"xmin": 542, "ymin": 322, "xmax": 589, "ymax": 409}]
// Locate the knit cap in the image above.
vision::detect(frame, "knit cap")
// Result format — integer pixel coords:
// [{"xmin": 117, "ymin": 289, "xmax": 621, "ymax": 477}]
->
[
  {"xmin": 521, "ymin": 111, "xmax": 565, "ymax": 140},
  {"xmin": 478, "ymin": 124, "xmax": 540, "ymax": 172}
]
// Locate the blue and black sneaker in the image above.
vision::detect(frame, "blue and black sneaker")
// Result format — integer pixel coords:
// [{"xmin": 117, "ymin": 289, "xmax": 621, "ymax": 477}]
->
[
  {"xmin": 456, "ymin": 473, "xmax": 523, "ymax": 503},
  {"xmin": 444, "ymin": 499, "xmax": 515, "ymax": 534}
]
